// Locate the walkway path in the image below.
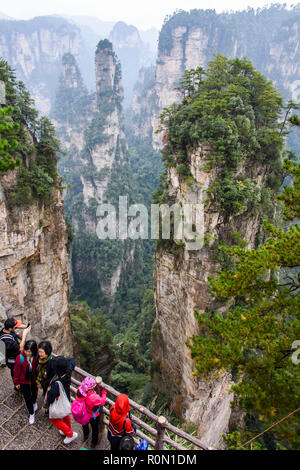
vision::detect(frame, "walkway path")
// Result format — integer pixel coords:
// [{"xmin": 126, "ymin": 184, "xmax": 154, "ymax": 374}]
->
[{"xmin": 0, "ymin": 365, "xmax": 110, "ymax": 450}]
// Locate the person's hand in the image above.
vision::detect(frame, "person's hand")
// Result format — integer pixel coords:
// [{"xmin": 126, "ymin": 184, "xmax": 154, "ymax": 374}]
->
[
  {"xmin": 15, "ymin": 384, "xmax": 20, "ymax": 390},
  {"xmin": 23, "ymin": 325, "xmax": 31, "ymax": 336},
  {"xmin": 95, "ymin": 376, "xmax": 102, "ymax": 384}
]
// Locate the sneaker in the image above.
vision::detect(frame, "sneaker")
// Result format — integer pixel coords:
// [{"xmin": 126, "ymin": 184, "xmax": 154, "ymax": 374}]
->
[
  {"xmin": 33, "ymin": 403, "xmax": 38, "ymax": 412},
  {"xmin": 29, "ymin": 414, "xmax": 35, "ymax": 425},
  {"xmin": 64, "ymin": 432, "xmax": 78, "ymax": 445}
]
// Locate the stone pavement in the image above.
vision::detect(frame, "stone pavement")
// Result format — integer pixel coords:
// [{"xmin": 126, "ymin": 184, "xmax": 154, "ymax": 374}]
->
[{"xmin": 0, "ymin": 365, "xmax": 110, "ymax": 450}]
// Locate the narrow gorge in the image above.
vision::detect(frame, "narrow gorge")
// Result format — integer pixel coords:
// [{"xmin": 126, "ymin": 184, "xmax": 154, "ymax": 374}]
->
[{"xmin": 0, "ymin": 4, "xmax": 299, "ymax": 451}]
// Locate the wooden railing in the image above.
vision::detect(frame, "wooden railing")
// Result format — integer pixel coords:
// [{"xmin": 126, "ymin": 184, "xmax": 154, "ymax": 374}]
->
[{"xmin": 71, "ymin": 366, "xmax": 211, "ymax": 451}]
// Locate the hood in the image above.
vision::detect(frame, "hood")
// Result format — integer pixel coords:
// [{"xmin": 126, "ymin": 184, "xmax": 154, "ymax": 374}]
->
[
  {"xmin": 115, "ymin": 394, "xmax": 130, "ymax": 415},
  {"xmin": 110, "ymin": 394, "xmax": 130, "ymax": 424}
]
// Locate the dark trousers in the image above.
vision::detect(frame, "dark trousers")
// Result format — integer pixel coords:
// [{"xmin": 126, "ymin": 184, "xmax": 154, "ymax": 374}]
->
[
  {"xmin": 7, "ymin": 362, "xmax": 18, "ymax": 391},
  {"xmin": 83, "ymin": 415, "xmax": 100, "ymax": 445},
  {"xmin": 107, "ymin": 423, "xmax": 137, "ymax": 450},
  {"xmin": 20, "ymin": 383, "xmax": 38, "ymax": 415}
]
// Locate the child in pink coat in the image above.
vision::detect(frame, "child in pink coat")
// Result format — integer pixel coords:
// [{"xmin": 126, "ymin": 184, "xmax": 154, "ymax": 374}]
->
[{"xmin": 76, "ymin": 376, "xmax": 107, "ymax": 448}]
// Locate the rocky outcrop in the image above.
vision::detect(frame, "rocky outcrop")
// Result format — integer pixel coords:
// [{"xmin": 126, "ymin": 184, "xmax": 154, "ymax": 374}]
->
[
  {"xmin": 53, "ymin": 43, "xmax": 131, "ymax": 301},
  {"xmin": 0, "ymin": 173, "xmax": 73, "ymax": 357},
  {"xmin": 130, "ymin": 65, "xmax": 158, "ymax": 142},
  {"xmin": 152, "ymin": 141, "xmax": 272, "ymax": 448},
  {"xmin": 81, "ymin": 40, "xmax": 127, "ymax": 207},
  {"xmin": 52, "ymin": 53, "xmax": 94, "ymax": 167},
  {"xmin": 0, "ymin": 16, "xmax": 88, "ymax": 114},
  {"xmin": 109, "ymin": 21, "xmax": 156, "ymax": 107},
  {"xmin": 151, "ymin": 7, "xmax": 300, "ymax": 148}
]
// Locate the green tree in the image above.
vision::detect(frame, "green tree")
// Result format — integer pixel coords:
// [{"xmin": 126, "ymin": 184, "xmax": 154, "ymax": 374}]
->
[
  {"xmin": 70, "ymin": 301, "xmax": 115, "ymax": 380},
  {"xmin": 188, "ymin": 117, "xmax": 300, "ymax": 449},
  {"xmin": 0, "ymin": 106, "xmax": 21, "ymax": 172}
]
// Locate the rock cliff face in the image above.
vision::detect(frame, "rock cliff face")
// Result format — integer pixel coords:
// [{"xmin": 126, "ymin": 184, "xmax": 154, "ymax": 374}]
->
[
  {"xmin": 51, "ymin": 52, "xmax": 94, "ymax": 158},
  {"xmin": 151, "ymin": 7, "xmax": 300, "ymax": 148},
  {"xmin": 152, "ymin": 141, "xmax": 272, "ymax": 448},
  {"xmin": 0, "ymin": 16, "xmax": 88, "ymax": 115},
  {"xmin": 130, "ymin": 65, "xmax": 158, "ymax": 142},
  {"xmin": 81, "ymin": 40, "xmax": 127, "ymax": 207},
  {"xmin": 53, "ymin": 43, "xmax": 131, "ymax": 302},
  {"xmin": 109, "ymin": 21, "xmax": 156, "ymax": 107},
  {"xmin": 0, "ymin": 174, "xmax": 73, "ymax": 357}
]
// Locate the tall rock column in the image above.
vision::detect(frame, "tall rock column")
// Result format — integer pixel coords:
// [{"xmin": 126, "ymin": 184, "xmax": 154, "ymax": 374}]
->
[{"xmin": 151, "ymin": 56, "xmax": 284, "ymax": 448}]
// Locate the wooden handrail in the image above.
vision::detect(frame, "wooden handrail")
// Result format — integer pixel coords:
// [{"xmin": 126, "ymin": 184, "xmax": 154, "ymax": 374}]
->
[{"xmin": 71, "ymin": 366, "xmax": 210, "ymax": 450}]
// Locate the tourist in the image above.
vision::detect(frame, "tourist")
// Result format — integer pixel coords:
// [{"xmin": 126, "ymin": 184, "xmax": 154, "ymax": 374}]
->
[
  {"xmin": 0, "ymin": 318, "xmax": 31, "ymax": 390},
  {"xmin": 119, "ymin": 435, "xmax": 135, "ymax": 450},
  {"xmin": 47, "ymin": 355, "xmax": 78, "ymax": 445},
  {"xmin": 107, "ymin": 393, "xmax": 136, "ymax": 450},
  {"xmin": 13, "ymin": 339, "xmax": 38, "ymax": 424},
  {"xmin": 73, "ymin": 375, "xmax": 107, "ymax": 448},
  {"xmin": 36, "ymin": 340, "xmax": 54, "ymax": 412}
]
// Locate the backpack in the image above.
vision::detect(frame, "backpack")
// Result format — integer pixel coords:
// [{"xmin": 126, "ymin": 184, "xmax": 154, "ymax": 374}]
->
[
  {"xmin": 119, "ymin": 435, "xmax": 135, "ymax": 450},
  {"xmin": 71, "ymin": 397, "xmax": 90, "ymax": 425},
  {"xmin": 85, "ymin": 391, "xmax": 103, "ymax": 420}
]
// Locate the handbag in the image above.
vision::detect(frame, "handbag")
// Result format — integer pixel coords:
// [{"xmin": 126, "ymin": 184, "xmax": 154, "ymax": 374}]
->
[{"xmin": 49, "ymin": 380, "xmax": 71, "ymax": 419}]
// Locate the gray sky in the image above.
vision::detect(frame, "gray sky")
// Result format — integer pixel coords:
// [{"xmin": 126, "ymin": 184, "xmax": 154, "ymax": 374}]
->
[{"xmin": 0, "ymin": 0, "xmax": 297, "ymax": 30}]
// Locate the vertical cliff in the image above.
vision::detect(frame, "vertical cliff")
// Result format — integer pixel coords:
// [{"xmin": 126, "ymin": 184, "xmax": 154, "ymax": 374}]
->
[
  {"xmin": 0, "ymin": 16, "xmax": 92, "ymax": 115},
  {"xmin": 0, "ymin": 177, "xmax": 73, "ymax": 356},
  {"xmin": 0, "ymin": 62, "xmax": 74, "ymax": 356},
  {"xmin": 130, "ymin": 65, "xmax": 158, "ymax": 142},
  {"xmin": 53, "ymin": 42, "xmax": 133, "ymax": 305},
  {"xmin": 80, "ymin": 39, "xmax": 127, "ymax": 208},
  {"xmin": 109, "ymin": 21, "xmax": 156, "ymax": 107},
  {"xmin": 151, "ymin": 56, "xmax": 284, "ymax": 448},
  {"xmin": 151, "ymin": 6, "xmax": 300, "ymax": 148}
]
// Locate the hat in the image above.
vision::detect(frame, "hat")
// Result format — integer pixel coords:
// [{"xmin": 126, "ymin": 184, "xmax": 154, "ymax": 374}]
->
[
  {"xmin": 4, "ymin": 318, "xmax": 21, "ymax": 329},
  {"xmin": 78, "ymin": 376, "xmax": 96, "ymax": 397}
]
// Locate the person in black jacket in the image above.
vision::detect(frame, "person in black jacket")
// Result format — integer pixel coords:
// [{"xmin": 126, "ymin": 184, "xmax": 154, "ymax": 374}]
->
[
  {"xmin": 0, "ymin": 318, "xmax": 31, "ymax": 390},
  {"xmin": 47, "ymin": 356, "xmax": 78, "ymax": 445}
]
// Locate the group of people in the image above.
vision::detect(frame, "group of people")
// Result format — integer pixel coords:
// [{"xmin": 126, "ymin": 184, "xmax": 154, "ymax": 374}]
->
[{"xmin": 0, "ymin": 317, "xmax": 148, "ymax": 450}]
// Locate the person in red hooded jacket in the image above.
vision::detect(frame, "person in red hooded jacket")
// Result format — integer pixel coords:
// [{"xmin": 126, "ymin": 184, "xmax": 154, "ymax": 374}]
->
[{"xmin": 107, "ymin": 393, "xmax": 136, "ymax": 450}]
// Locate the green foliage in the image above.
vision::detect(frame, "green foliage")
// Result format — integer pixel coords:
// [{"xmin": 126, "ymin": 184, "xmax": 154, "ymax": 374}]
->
[
  {"xmin": 0, "ymin": 106, "xmax": 21, "ymax": 172},
  {"xmin": 96, "ymin": 39, "xmax": 113, "ymax": 54},
  {"xmin": 0, "ymin": 59, "xmax": 62, "ymax": 205},
  {"xmin": 188, "ymin": 132, "xmax": 300, "ymax": 448},
  {"xmin": 51, "ymin": 53, "xmax": 94, "ymax": 127},
  {"xmin": 158, "ymin": 55, "xmax": 284, "ymax": 217},
  {"xmin": 110, "ymin": 288, "xmax": 156, "ymax": 401},
  {"xmin": 70, "ymin": 301, "xmax": 114, "ymax": 378}
]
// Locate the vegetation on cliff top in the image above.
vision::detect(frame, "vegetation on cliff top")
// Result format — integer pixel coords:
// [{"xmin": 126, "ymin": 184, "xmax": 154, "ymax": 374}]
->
[
  {"xmin": 0, "ymin": 59, "xmax": 62, "ymax": 205},
  {"xmin": 188, "ymin": 118, "xmax": 300, "ymax": 449},
  {"xmin": 159, "ymin": 5, "xmax": 300, "ymax": 56},
  {"xmin": 158, "ymin": 54, "xmax": 284, "ymax": 218}
]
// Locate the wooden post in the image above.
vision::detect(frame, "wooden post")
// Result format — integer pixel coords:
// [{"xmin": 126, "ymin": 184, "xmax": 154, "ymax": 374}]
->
[
  {"xmin": 155, "ymin": 416, "xmax": 167, "ymax": 450},
  {"xmin": 95, "ymin": 376, "xmax": 105, "ymax": 436}
]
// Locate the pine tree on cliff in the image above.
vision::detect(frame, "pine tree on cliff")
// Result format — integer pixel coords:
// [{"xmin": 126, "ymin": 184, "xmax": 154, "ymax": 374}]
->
[{"xmin": 188, "ymin": 111, "xmax": 300, "ymax": 449}]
